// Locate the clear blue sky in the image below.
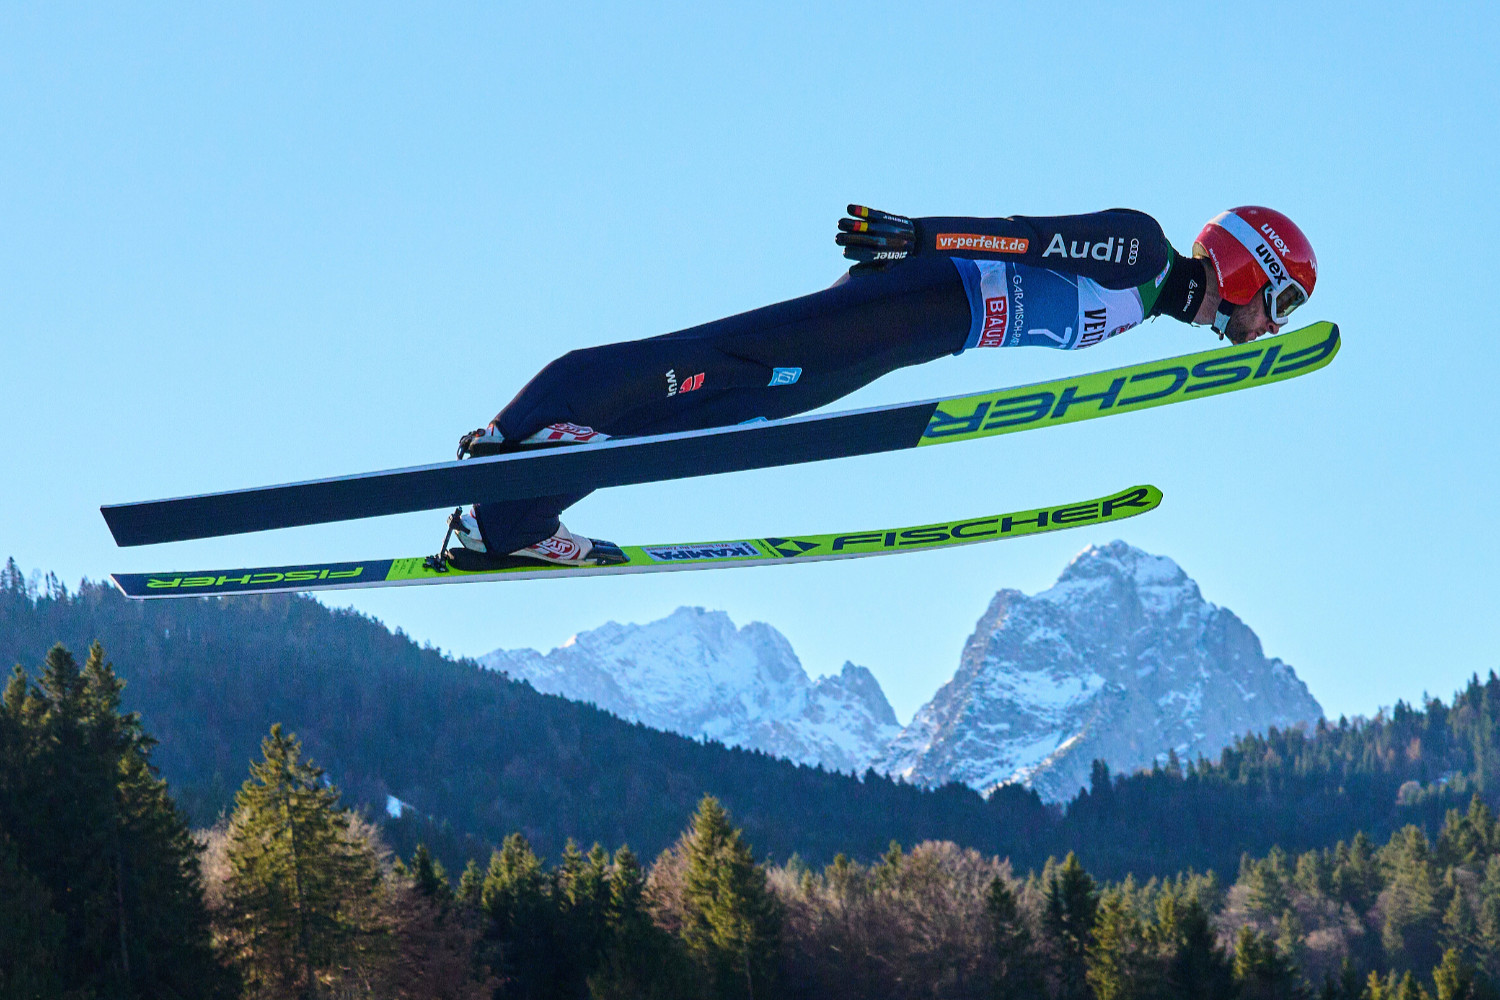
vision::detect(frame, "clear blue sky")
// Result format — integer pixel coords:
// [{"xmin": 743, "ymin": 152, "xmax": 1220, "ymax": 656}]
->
[{"xmin": 3, "ymin": 4, "xmax": 1496, "ymax": 723}]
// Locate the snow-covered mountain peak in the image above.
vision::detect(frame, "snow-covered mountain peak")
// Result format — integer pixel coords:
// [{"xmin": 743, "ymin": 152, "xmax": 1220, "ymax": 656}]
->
[
  {"xmin": 880, "ymin": 541, "xmax": 1322, "ymax": 802},
  {"xmin": 480, "ymin": 609, "xmax": 900, "ymax": 774},
  {"xmin": 1043, "ymin": 540, "xmax": 1203, "ymax": 614}
]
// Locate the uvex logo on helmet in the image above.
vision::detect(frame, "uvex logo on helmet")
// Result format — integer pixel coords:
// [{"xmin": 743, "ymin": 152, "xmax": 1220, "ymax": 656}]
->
[
  {"xmin": 1259, "ymin": 222, "xmax": 1295, "ymax": 259},
  {"xmin": 1253, "ymin": 242, "xmax": 1291, "ymax": 288}
]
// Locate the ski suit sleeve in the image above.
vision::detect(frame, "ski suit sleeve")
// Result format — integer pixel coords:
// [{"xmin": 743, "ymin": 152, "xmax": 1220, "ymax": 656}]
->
[{"xmin": 912, "ymin": 209, "xmax": 1171, "ymax": 290}]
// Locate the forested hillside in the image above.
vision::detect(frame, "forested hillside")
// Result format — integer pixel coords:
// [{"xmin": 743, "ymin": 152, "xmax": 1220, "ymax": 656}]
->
[
  {"xmin": 3, "ymin": 560, "xmax": 1498, "ymax": 881},
  {"xmin": 0, "ymin": 564, "xmax": 1050, "ymax": 871}
]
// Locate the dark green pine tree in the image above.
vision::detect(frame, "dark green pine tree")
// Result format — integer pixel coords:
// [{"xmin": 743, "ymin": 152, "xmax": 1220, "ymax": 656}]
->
[
  {"xmin": 1475, "ymin": 857, "xmax": 1500, "ymax": 982},
  {"xmin": 1437, "ymin": 798, "xmax": 1500, "ymax": 868},
  {"xmin": 590, "ymin": 846, "xmax": 691, "ymax": 1000},
  {"xmin": 456, "ymin": 857, "xmax": 485, "ymax": 907},
  {"xmin": 1383, "ymin": 826, "xmax": 1444, "ymax": 975},
  {"xmin": 1443, "ymin": 871, "xmax": 1479, "ymax": 964},
  {"xmin": 1043, "ymin": 852, "xmax": 1099, "ymax": 1000},
  {"xmin": 222, "ymin": 723, "xmax": 387, "ymax": 998},
  {"xmin": 409, "ymin": 843, "xmax": 455, "ymax": 904},
  {"xmin": 1234, "ymin": 925, "xmax": 1305, "ymax": 1000},
  {"xmin": 479, "ymin": 832, "xmax": 556, "ymax": 999},
  {"xmin": 1086, "ymin": 889, "xmax": 1160, "ymax": 1000},
  {"xmin": 1243, "ymin": 847, "xmax": 1292, "ymax": 917},
  {"xmin": 0, "ymin": 828, "xmax": 66, "ymax": 998},
  {"xmin": 1366, "ymin": 969, "xmax": 1433, "ymax": 1000},
  {"xmin": 679, "ymin": 795, "xmax": 783, "ymax": 1000},
  {"xmin": 548, "ymin": 840, "xmax": 612, "ymax": 998},
  {"xmin": 1332, "ymin": 832, "xmax": 1384, "ymax": 915},
  {"xmin": 0, "ymin": 643, "xmax": 232, "ymax": 999},
  {"xmin": 1318, "ymin": 958, "xmax": 1366, "ymax": 1000},
  {"xmin": 1432, "ymin": 947, "xmax": 1494, "ymax": 1000},
  {"xmin": 986, "ymin": 875, "xmax": 1043, "ymax": 999},
  {"xmin": 1156, "ymin": 893, "xmax": 1235, "ymax": 1000}
]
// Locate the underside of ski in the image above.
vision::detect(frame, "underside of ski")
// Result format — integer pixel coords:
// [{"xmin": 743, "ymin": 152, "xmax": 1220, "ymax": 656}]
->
[
  {"xmin": 101, "ymin": 322, "xmax": 1335, "ymax": 548},
  {"xmin": 110, "ymin": 484, "xmax": 1162, "ymax": 599}
]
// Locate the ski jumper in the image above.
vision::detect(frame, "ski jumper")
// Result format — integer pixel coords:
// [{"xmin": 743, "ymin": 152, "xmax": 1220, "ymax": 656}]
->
[{"xmin": 475, "ymin": 209, "xmax": 1209, "ymax": 552}]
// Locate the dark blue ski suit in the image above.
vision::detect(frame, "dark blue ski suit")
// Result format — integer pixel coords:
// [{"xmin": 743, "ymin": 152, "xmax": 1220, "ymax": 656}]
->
[{"xmin": 477, "ymin": 209, "xmax": 1208, "ymax": 552}]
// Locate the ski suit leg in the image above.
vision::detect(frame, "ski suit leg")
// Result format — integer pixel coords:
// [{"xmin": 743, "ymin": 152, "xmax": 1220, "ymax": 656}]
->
[{"xmin": 475, "ymin": 255, "xmax": 971, "ymax": 552}]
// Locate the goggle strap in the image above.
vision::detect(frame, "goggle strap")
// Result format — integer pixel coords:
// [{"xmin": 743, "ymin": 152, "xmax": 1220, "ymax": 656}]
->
[{"xmin": 1211, "ymin": 300, "xmax": 1235, "ymax": 336}]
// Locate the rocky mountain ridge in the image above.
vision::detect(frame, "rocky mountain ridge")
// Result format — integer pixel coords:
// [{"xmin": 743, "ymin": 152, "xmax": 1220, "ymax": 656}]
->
[
  {"xmin": 877, "ymin": 541, "xmax": 1323, "ymax": 801},
  {"xmin": 481, "ymin": 607, "xmax": 901, "ymax": 775},
  {"xmin": 481, "ymin": 542, "xmax": 1323, "ymax": 801}
]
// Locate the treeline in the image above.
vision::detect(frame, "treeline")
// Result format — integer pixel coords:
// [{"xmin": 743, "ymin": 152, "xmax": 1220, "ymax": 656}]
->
[
  {"xmin": 3, "ymin": 562, "xmax": 1500, "ymax": 880},
  {"xmin": 11, "ymin": 639, "xmax": 1500, "ymax": 998},
  {"xmin": 1061, "ymin": 678, "xmax": 1500, "ymax": 877},
  {"xmin": 0, "ymin": 564, "xmax": 1051, "ymax": 871}
]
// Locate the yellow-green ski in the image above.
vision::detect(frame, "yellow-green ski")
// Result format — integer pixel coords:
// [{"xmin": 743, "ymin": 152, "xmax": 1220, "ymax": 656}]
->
[{"xmin": 111, "ymin": 485, "xmax": 1162, "ymax": 599}]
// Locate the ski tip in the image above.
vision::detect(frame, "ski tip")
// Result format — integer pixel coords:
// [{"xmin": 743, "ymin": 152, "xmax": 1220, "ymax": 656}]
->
[{"xmin": 1111, "ymin": 484, "xmax": 1164, "ymax": 516}]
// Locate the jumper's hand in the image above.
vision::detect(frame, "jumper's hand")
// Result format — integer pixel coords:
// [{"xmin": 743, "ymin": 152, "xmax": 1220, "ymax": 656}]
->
[{"xmin": 836, "ymin": 205, "xmax": 916, "ymax": 270}]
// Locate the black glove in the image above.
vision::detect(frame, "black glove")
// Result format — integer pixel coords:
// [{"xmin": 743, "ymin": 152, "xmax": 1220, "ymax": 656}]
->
[{"xmin": 836, "ymin": 204, "xmax": 917, "ymax": 271}]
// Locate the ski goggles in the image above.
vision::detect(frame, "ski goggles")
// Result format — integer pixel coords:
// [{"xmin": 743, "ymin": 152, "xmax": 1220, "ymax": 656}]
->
[{"xmin": 1263, "ymin": 277, "xmax": 1309, "ymax": 326}]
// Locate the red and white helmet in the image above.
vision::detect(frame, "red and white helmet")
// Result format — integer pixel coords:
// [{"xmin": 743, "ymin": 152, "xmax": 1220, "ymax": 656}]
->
[{"xmin": 1194, "ymin": 206, "xmax": 1317, "ymax": 330}]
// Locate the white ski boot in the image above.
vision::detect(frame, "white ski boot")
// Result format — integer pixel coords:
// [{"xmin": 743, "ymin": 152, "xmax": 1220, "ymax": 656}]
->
[
  {"xmin": 433, "ymin": 507, "xmax": 626, "ymax": 570},
  {"xmin": 458, "ymin": 422, "xmax": 610, "ymax": 459}
]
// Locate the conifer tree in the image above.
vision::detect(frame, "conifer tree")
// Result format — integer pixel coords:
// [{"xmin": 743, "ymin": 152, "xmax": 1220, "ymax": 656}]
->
[
  {"xmin": 1475, "ymin": 857, "xmax": 1500, "ymax": 981},
  {"xmin": 1277, "ymin": 907, "xmax": 1308, "ymax": 975},
  {"xmin": 591, "ymin": 846, "xmax": 689, "ymax": 1000},
  {"xmin": 1438, "ymin": 799, "xmax": 1500, "ymax": 868},
  {"xmin": 1086, "ymin": 889, "xmax": 1159, "ymax": 1000},
  {"xmin": 1366, "ymin": 969, "xmax": 1433, "ymax": 1000},
  {"xmin": 0, "ymin": 830, "xmax": 65, "ymax": 998},
  {"xmin": 222, "ymin": 723, "xmax": 388, "ymax": 998},
  {"xmin": 1245, "ymin": 847, "xmax": 1292, "ymax": 916},
  {"xmin": 1043, "ymin": 852, "xmax": 1098, "ymax": 1000},
  {"xmin": 410, "ymin": 843, "xmax": 454, "ymax": 903},
  {"xmin": 1295, "ymin": 849, "xmax": 1333, "ymax": 899},
  {"xmin": 1157, "ymin": 894, "xmax": 1235, "ymax": 1000},
  {"xmin": 871, "ymin": 839, "xmax": 903, "ymax": 891},
  {"xmin": 1383, "ymin": 826, "xmax": 1443, "ymax": 974},
  {"xmin": 386, "ymin": 845, "xmax": 495, "ymax": 1000},
  {"xmin": 479, "ymin": 833, "xmax": 555, "ymax": 998},
  {"xmin": 1234, "ymin": 925, "xmax": 1305, "ymax": 1000},
  {"xmin": 1320, "ymin": 958, "xmax": 1366, "ymax": 1000},
  {"xmin": 456, "ymin": 858, "xmax": 484, "ymax": 907},
  {"xmin": 680, "ymin": 795, "xmax": 783, "ymax": 1000},
  {"xmin": 1444, "ymin": 872, "xmax": 1480, "ymax": 962},
  {"xmin": 986, "ymin": 875, "xmax": 1043, "ymax": 999},
  {"xmin": 548, "ymin": 839, "xmax": 612, "ymax": 997},
  {"xmin": 0, "ymin": 643, "xmax": 231, "ymax": 998},
  {"xmin": 1333, "ymin": 832, "xmax": 1383, "ymax": 914},
  {"xmin": 1432, "ymin": 947, "xmax": 1499, "ymax": 1000}
]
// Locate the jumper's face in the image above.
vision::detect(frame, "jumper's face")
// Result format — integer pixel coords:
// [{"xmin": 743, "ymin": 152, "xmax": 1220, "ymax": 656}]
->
[{"xmin": 1224, "ymin": 285, "xmax": 1283, "ymax": 344}]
